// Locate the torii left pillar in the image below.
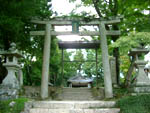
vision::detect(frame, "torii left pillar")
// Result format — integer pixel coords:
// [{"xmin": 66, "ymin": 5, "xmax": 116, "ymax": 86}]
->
[{"xmin": 41, "ymin": 24, "xmax": 51, "ymax": 99}]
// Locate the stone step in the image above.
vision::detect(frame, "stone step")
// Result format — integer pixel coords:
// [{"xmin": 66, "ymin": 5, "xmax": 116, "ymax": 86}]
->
[
  {"xmin": 57, "ymin": 96, "xmax": 94, "ymax": 100},
  {"xmin": 63, "ymin": 91, "xmax": 91, "ymax": 94},
  {"xmin": 32, "ymin": 101, "xmax": 116, "ymax": 109},
  {"xmin": 30, "ymin": 108, "xmax": 120, "ymax": 113},
  {"xmin": 60, "ymin": 96, "xmax": 93, "ymax": 99},
  {"xmin": 63, "ymin": 88, "xmax": 91, "ymax": 92},
  {"xmin": 61, "ymin": 92, "xmax": 93, "ymax": 97},
  {"xmin": 59, "ymin": 97, "xmax": 94, "ymax": 101},
  {"xmin": 57, "ymin": 88, "xmax": 94, "ymax": 101}
]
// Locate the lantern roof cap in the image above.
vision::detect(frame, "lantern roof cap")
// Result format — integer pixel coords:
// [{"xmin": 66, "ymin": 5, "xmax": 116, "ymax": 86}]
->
[{"xmin": 128, "ymin": 48, "xmax": 149, "ymax": 56}]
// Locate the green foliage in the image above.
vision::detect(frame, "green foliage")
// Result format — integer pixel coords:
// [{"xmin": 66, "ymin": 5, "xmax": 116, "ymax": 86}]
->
[
  {"xmin": 22, "ymin": 37, "xmax": 61, "ymax": 86},
  {"xmin": 62, "ymin": 50, "xmax": 78, "ymax": 86},
  {"xmin": 111, "ymin": 32, "xmax": 150, "ymax": 52},
  {"xmin": 0, "ymin": 98, "xmax": 28, "ymax": 113},
  {"xmin": 0, "ymin": 0, "xmax": 53, "ymax": 50},
  {"xmin": 110, "ymin": 32, "xmax": 150, "ymax": 76},
  {"xmin": 0, "ymin": 0, "xmax": 56, "ymax": 86},
  {"xmin": 73, "ymin": 50, "xmax": 84, "ymax": 72},
  {"xmin": 82, "ymin": 49, "xmax": 96, "ymax": 77},
  {"xmin": 116, "ymin": 95, "xmax": 150, "ymax": 113},
  {"xmin": 50, "ymin": 38, "xmax": 61, "ymax": 85},
  {"xmin": 0, "ymin": 0, "xmax": 36, "ymax": 50},
  {"xmin": 113, "ymin": 88, "xmax": 129, "ymax": 99}
]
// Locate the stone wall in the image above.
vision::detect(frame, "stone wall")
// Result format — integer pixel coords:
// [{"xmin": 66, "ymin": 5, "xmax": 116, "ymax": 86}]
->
[{"xmin": 23, "ymin": 86, "xmax": 58, "ymax": 99}]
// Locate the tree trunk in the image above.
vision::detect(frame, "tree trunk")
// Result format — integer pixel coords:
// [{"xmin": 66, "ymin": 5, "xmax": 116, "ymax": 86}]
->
[
  {"xmin": 113, "ymin": 47, "xmax": 120, "ymax": 85},
  {"xmin": 124, "ymin": 56, "xmax": 136, "ymax": 87},
  {"xmin": 112, "ymin": 25, "xmax": 120, "ymax": 85}
]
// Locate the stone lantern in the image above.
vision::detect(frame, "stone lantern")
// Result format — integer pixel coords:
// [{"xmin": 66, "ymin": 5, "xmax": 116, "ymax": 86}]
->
[
  {"xmin": 129, "ymin": 48, "xmax": 150, "ymax": 93},
  {"xmin": 1, "ymin": 43, "xmax": 23, "ymax": 89},
  {"xmin": 0, "ymin": 43, "xmax": 23, "ymax": 100}
]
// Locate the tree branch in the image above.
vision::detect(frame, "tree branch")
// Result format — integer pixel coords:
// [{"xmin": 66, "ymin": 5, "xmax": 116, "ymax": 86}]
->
[
  {"xmin": 104, "ymin": 0, "xmax": 109, "ymax": 4},
  {"xmin": 109, "ymin": 0, "xmax": 113, "ymax": 12},
  {"xmin": 113, "ymin": 0, "xmax": 118, "ymax": 16},
  {"xmin": 92, "ymin": 0, "xmax": 103, "ymax": 17},
  {"xmin": 120, "ymin": 0, "xmax": 127, "ymax": 15}
]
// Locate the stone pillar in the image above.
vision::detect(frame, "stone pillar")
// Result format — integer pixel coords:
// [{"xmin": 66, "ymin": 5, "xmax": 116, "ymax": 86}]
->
[
  {"xmin": 99, "ymin": 22, "xmax": 113, "ymax": 98},
  {"xmin": 18, "ymin": 69, "xmax": 23, "ymax": 87},
  {"xmin": 110, "ymin": 57, "xmax": 117, "ymax": 87},
  {"xmin": 41, "ymin": 24, "xmax": 51, "ymax": 99}
]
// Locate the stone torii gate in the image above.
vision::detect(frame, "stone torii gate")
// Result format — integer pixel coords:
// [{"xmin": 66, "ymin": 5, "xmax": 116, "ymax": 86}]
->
[{"xmin": 30, "ymin": 17, "xmax": 120, "ymax": 99}]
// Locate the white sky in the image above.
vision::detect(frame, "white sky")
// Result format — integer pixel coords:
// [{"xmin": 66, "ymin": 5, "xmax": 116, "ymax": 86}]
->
[
  {"xmin": 51, "ymin": 0, "xmax": 96, "ymax": 16},
  {"xmin": 51, "ymin": 0, "xmax": 96, "ymax": 42}
]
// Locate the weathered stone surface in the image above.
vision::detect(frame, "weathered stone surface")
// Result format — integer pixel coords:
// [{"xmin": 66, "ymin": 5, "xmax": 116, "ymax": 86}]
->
[
  {"xmin": 99, "ymin": 22, "xmax": 113, "ymax": 98},
  {"xmin": 32, "ymin": 101, "xmax": 116, "ymax": 109},
  {"xmin": 131, "ymin": 60, "xmax": 150, "ymax": 93},
  {"xmin": 23, "ymin": 101, "xmax": 34, "ymax": 113},
  {"xmin": 41, "ymin": 24, "xmax": 51, "ymax": 99},
  {"xmin": 24, "ymin": 86, "xmax": 40, "ymax": 98},
  {"xmin": 134, "ymin": 60, "xmax": 150, "ymax": 86},
  {"xmin": 18, "ymin": 69, "xmax": 23, "ymax": 86},
  {"xmin": 22, "ymin": 100, "xmax": 120, "ymax": 113},
  {"xmin": 128, "ymin": 47, "xmax": 150, "ymax": 95},
  {"xmin": 109, "ymin": 57, "xmax": 117, "ymax": 87},
  {"xmin": 57, "ymin": 88, "xmax": 94, "ymax": 100},
  {"xmin": 0, "ymin": 43, "xmax": 23, "ymax": 100},
  {"xmin": 0, "ymin": 85, "xmax": 19, "ymax": 100},
  {"xmin": 2, "ymin": 66, "xmax": 20, "ymax": 89},
  {"xmin": 29, "ymin": 108, "xmax": 120, "ymax": 113},
  {"xmin": 133, "ymin": 87, "xmax": 150, "ymax": 93}
]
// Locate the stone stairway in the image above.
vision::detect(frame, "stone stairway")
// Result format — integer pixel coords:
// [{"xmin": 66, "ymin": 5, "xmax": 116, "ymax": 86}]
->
[
  {"xmin": 22, "ymin": 88, "xmax": 120, "ymax": 113},
  {"xmin": 23, "ymin": 101, "xmax": 120, "ymax": 113},
  {"xmin": 57, "ymin": 87, "xmax": 94, "ymax": 100}
]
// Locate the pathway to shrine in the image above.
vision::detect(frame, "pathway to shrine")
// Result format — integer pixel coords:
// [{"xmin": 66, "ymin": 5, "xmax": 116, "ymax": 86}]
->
[
  {"xmin": 22, "ymin": 87, "xmax": 120, "ymax": 113},
  {"xmin": 22, "ymin": 17, "xmax": 121, "ymax": 113},
  {"xmin": 30, "ymin": 17, "xmax": 121, "ymax": 99}
]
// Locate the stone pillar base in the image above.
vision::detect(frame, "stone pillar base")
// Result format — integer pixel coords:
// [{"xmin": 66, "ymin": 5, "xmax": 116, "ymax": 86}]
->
[
  {"xmin": 0, "ymin": 85, "xmax": 19, "ymax": 100},
  {"xmin": 133, "ymin": 86, "xmax": 150, "ymax": 93}
]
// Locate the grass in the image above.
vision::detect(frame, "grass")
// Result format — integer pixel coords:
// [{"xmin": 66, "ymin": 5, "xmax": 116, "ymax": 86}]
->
[
  {"xmin": 0, "ymin": 98, "xmax": 28, "ymax": 113},
  {"xmin": 116, "ymin": 94, "xmax": 150, "ymax": 113}
]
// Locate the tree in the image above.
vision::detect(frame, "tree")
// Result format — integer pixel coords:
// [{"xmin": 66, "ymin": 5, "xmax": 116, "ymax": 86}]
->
[
  {"xmin": 69, "ymin": 0, "xmax": 150, "ymax": 85},
  {"xmin": 73, "ymin": 50, "xmax": 84, "ymax": 72},
  {"xmin": 0, "ymin": 0, "xmax": 54, "ymax": 84},
  {"xmin": 111, "ymin": 32, "xmax": 150, "ymax": 86}
]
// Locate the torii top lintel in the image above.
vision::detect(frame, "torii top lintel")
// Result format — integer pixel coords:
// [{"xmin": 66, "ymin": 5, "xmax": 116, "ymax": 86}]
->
[
  {"xmin": 31, "ymin": 17, "xmax": 121, "ymax": 26},
  {"xmin": 30, "ymin": 17, "xmax": 121, "ymax": 36}
]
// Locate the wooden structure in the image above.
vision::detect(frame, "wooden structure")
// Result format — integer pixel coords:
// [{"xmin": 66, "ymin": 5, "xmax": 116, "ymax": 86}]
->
[
  {"xmin": 58, "ymin": 41, "xmax": 99, "ymax": 86},
  {"xmin": 30, "ymin": 17, "xmax": 121, "ymax": 99}
]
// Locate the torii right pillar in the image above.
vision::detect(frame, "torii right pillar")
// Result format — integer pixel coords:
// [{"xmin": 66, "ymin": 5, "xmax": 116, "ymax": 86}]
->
[{"xmin": 99, "ymin": 20, "xmax": 120, "ymax": 98}]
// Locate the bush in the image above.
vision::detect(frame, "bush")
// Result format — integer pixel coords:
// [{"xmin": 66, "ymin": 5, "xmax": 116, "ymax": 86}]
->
[
  {"xmin": 116, "ymin": 95, "xmax": 150, "ymax": 113},
  {"xmin": 0, "ymin": 98, "xmax": 28, "ymax": 113}
]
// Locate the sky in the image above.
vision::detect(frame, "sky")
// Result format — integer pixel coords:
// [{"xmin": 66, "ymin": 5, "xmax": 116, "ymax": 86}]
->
[
  {"xmin": 51, "ymin": 0, "xmax": 96, "ymax": 16},
  {"xmin": 51, "ymin": 0, "xmax": 96, "ymax": 41}
]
